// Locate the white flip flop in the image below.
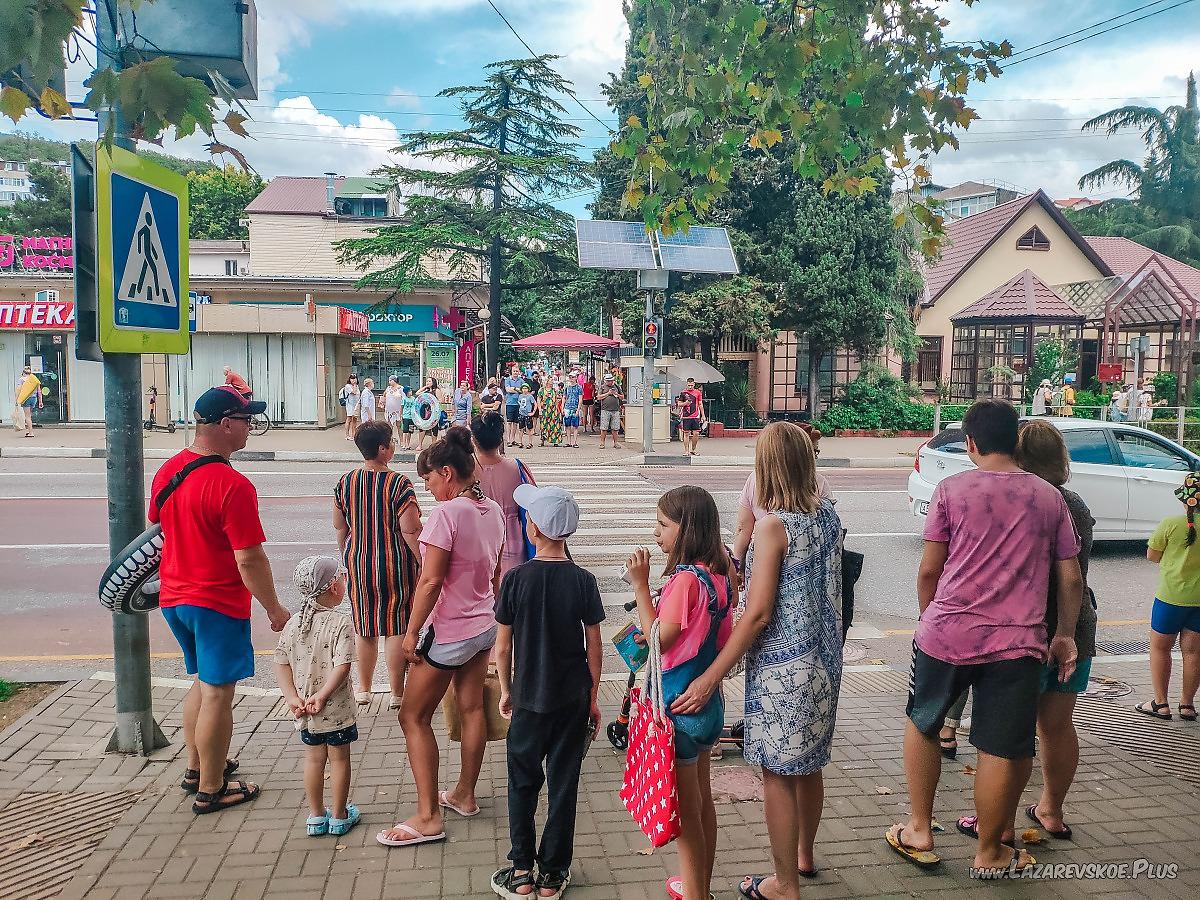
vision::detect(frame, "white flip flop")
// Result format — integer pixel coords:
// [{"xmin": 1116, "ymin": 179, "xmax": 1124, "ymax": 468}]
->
[
  {"xmin": 439, "ymin": 790, "xmax": 480, "ymax": 818},
  {"xmin": 376, "ymin": 823, "xmax": 446, "ymax": 847}
]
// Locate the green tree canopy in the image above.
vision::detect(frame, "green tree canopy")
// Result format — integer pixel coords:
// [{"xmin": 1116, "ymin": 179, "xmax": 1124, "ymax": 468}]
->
[
  {"xmin": 337, "ymin": 56, "xmax": 594, "ymax": 373},
  {"xmin": 0, "ymin": 161, "xmax": 71, "ymax": 235},
  {"xmin": 187, "ymin": 166, "xmax": 265, "ymax": 239}
]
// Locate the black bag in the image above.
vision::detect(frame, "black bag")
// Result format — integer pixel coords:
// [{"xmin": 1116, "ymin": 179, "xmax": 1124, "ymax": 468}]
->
[{"xmin": 841, "ymin": 537, "xmax": 864, "ymax": 644}]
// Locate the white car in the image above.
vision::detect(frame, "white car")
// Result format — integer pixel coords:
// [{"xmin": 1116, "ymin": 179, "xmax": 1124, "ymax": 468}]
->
[{"xmin": 908, "ymin": 417, "xmax": 1200, "ymax": 540}]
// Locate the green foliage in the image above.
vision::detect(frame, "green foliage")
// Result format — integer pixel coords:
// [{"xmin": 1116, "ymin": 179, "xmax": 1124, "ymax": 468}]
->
[
  {"xmin": 814, "ymin": 369, "xmax": 963, "ymax": 432},
  {"xmin": 1, "ymin": 2, "xmax": 249, "ymax": 158},
  {"xmin": 1071, "ymin": 389, "xmax": 1106, "ymax": 420},
  {"xmin": 0, "ymin": 132, "xmax": 215, "ymax": 175},
  {"xmin": 1079, "ymin": 73, "xmax": 1200, "ymax": 226},
  {"xmin": 615, "ymin": 0, "xmax": 1012, "ymax": 243},
  {"xmin": 0, "ymin": 161, "xmax": 70, "ymax": 234},
  {"xmin": 187, "ymin": 165, "xmax": 264, "ymax": 239},
  {"xmin": 1152, "ymin": 372, "xmax": 1180, "ymax": 405},
  {"xmin": 1024, "ymin": 338, "xmax": 1079, "ymax": 401},
  {"xmin": 337, "ymin": 56, "xmax": 595, "ymax": 349},
  {"xmin": 668, "ymin": 276, "xmax": 776, "ymax": 363},
  {"xmin": 1067, "ymin": 201, "xmax": 1200, "ymax": 269},
  {"xmin": 0, "ymin": 679, "xmax": 13, "ymax": 702}
]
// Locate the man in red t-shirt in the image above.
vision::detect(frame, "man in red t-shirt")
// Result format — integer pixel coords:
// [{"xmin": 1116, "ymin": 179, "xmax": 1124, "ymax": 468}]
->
[
  {"xmin": 223, "ymin": 365, "xmax": 252, "ymax": 397},
  {"xmin": 149, "ymin": 385, "xmax": 291, "ymax": 813},
  {"xmin": 676, "ymin": 377, "xmax": 707, "ymax": 457}
]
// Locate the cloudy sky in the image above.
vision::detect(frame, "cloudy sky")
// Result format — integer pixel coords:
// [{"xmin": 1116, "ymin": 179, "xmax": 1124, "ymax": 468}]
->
[{"xmin": 15, "ymin": 0, "xmax": 1200, "ymax": 212}]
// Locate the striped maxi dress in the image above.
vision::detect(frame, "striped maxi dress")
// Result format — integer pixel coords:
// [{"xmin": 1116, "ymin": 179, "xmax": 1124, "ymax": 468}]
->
[{"xmin": 334, "ymin": 468, "xmax": 420, "ymax": 638}]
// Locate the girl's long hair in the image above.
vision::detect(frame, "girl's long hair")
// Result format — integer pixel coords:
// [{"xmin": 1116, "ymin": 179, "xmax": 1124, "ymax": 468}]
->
[
  {"xmin": 657, "ymin": 486, "xmax": 730, "ymax": 578},
  {"xmin": 755, "ymin": 422, "xmax": 820, "ymax": 514}
]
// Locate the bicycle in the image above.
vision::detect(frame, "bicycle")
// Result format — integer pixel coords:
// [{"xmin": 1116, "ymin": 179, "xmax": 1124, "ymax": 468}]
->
[{"xmin": 249, "ymin": 413, "xmax": 270, "ymax": 436}]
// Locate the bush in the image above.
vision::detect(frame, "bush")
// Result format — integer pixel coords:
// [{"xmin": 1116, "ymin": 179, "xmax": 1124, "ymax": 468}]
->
[
  {"xmin": 0, "ymin": 680, "xmax": 14, "ymax": 702},
  {"xmin": 1072, "ymin": 389, "xmax": 1106, "ymax": 420},
  {"xmin": 814, "ymin": 370, "xmax": 967, "ymax": 432}
]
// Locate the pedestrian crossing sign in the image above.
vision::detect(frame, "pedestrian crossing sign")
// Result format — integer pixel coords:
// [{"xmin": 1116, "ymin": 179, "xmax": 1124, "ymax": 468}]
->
[{"xmin": 96, "ymin": 146, "xmax": 190, "ymax": 354}]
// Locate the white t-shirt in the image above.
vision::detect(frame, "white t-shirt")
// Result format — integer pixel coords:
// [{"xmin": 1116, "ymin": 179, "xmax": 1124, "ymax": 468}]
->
[
  {"xmin": 340, "ymin": 384, "xmax": 360, "ymax": 415},
  {"xmin": 359, "ymin": 388, "xmax": 376, "ymax": 422}
]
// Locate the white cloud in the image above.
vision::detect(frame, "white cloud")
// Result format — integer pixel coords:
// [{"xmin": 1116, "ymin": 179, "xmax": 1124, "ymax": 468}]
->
[{"xmin": 387, "ymin": 89, "xmax": 423, "ymax": 111}]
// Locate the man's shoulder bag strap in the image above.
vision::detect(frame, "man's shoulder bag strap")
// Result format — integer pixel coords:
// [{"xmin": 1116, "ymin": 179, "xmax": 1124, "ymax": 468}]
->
[{"xmin": 153, "ymin": 455, "xmax": 230, "ymax": 511}]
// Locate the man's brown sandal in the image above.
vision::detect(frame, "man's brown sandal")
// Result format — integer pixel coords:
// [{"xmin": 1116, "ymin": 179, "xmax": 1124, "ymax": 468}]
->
[{"xmin": 192, "ymin": 779, "xmax": 260, "ymax": 815}]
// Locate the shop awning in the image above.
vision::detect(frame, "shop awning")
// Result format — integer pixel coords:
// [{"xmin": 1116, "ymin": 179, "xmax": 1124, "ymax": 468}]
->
[{"xmin": 510, "ymin": 327, "xmax": 621, "ymax": 350}]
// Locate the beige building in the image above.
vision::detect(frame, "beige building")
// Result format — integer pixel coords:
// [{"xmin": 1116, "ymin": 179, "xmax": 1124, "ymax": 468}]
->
[{"xmin": 189, "ymin": 239, "xmax": 251, "ymax": 277}]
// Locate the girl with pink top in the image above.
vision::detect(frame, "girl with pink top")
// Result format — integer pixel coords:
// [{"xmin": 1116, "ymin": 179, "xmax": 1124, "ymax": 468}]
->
[
  {"xmin": 377, "ymin": 426, "xmax": 504, "ymax": 849},
  {"xmin": 471, "ymin": 412, "xmax": 537, "ymax": 577},
  {"xmin": 626, "ymin": 486, "xmax": 733, "ymax": 900}
]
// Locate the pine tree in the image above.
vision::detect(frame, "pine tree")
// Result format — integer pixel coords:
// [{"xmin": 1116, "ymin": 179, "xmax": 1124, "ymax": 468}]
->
[{"xmin": 337, "ymin": 56, "xmax": 593, "ymax": 374}]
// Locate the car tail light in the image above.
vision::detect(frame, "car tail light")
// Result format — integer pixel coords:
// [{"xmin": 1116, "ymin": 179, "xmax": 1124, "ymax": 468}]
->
[{"xmin": 914, "ymin": 439, "xmax": 929, "ymax": 473}]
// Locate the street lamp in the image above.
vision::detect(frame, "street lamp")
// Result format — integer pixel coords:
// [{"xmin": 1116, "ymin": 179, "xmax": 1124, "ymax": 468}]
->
[{"xmin": 476, "ymin": 308, "xmax": 492, "ymax": 381}]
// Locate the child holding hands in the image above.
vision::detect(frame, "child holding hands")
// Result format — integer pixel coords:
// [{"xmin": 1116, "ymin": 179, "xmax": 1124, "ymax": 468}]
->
[{"xmin": 275, "ymin": 556, "xmax": 361, "ymax": 837}]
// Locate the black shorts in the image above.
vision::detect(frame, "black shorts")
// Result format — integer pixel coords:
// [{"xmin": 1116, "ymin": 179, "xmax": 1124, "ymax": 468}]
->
[
  {"xmin": 906, "ymin": 646, "xmax": 1041, "ymax": 760},
  {"xmin": 300, "ymin": 723, "xmax": 359, "ymax": 747},
  {"xmin": 519, "ymin": 415, "xmax": 534, "ymax": 431},
  {"xmin": 582, "ymin": 399, "xmax": 595, "ymax": 407},
  {"xmin": 506, "ymin": 405, "xmax": 521, "ymax": 423},
  {"xmin": 401, "ymin": 417, "xmax": 414, "ymax": 434},
  {"xmin": 680, "ymin": 418, "xmax": 701, "ymax": 432}
]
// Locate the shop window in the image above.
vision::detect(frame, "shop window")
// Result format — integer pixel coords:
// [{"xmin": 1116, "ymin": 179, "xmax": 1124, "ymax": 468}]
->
[{"xmin": 1016, "ymin": 226, "xmax": 1051, "ymax": 250}]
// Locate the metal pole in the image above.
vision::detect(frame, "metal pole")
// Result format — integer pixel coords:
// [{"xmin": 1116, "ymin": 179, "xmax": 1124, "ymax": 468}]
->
[
  {"xmin": 933, "ymin": 403, "xmax": 942, "ymax": 435},
  {"xmin": 642, "ymin": 290, "xmax": 654, "ymax": 455},
  {"xmin": 181, "ymin": 354, "xmax": 190, "ymax": 448},
  {"xmin": 99, "ymin": 1, "xmax": 167, "ymax": 754}
]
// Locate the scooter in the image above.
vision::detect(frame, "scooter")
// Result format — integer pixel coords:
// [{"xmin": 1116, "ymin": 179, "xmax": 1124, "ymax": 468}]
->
[{"xmin": 143, "ymin": 387, "xmax": 176, "ymax": 433}]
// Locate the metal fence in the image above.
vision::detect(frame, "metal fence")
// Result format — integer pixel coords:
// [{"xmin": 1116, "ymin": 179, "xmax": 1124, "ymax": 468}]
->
[{"xmin": 932, "ymin": 403, "xmax": 1200, "ymax": 452}]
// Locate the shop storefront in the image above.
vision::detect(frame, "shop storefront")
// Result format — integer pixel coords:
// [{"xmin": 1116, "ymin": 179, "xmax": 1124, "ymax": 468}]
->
[{"xmin": 339, "ymin": 301, "xmax": 457, "ymax": 390}]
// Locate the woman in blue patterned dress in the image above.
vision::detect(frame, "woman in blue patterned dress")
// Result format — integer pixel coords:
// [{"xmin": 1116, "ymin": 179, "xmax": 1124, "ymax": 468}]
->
[{"xmin": 670, "ymin": 422, "xmax": 842, "ymax": 900}]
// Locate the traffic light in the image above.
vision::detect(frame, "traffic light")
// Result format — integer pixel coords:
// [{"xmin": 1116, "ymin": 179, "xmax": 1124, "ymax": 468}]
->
[{"xmin": 643, "ymin": 317, "xmax": 661, "ymax": 355}]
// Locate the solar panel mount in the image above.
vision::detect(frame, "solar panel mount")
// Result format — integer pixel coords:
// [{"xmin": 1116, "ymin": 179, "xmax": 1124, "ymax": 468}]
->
[{"xmin": 576, "ymin": 219, "xmax": 739, "ymax": 275}]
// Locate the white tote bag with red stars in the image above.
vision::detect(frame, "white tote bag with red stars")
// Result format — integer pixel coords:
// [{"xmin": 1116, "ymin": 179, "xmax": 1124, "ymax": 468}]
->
[{"xmin": 618, "ymin": 621, "xmax": 681, "ymax": 848}]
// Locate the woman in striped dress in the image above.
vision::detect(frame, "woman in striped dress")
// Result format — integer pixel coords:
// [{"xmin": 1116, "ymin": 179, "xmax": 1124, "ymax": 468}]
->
[{"xmin": 334, "ymin": 421, "xmax": 422, "ymax": 709}]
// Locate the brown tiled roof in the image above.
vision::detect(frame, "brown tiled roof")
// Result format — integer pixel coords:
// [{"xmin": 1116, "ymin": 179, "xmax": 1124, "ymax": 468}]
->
[
  {"xmin": 245, "ymin": 176, "xmax": 342, "ymax": 215},
  {"xmin": 922, "ymin": 190, "xmax": 1112, "ymax": 305},
  {"xmin": 1084, "ymin": 236, "xmax": 1200, "ymax": 300},
  {"xmin": 930, "ymin": 180, "xmax": 999, "ymax": 201},
  {"xmin": 951, "ymin": 269, "xmax": 1083, "ymax": 322}
]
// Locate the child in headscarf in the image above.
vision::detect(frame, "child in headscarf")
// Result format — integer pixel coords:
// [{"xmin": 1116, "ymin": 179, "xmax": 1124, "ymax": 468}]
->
[{"xmin": 274, "ymin": 555, "xmax": 360, "ymax": 836}]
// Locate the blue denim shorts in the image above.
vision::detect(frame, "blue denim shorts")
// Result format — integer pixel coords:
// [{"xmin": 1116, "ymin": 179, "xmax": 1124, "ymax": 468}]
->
[
  {"xmin": 669, "ymin": 694, "xmax": 724, "ymax": 765},
  {"xmin": 162, "ymin": 604, "xmax": 254, "ymax": 686},
  {"xmin": 1040, "ymin": 655, "xmax": 1093, "ymax": 694},
  {"xmin": 301, "ymin": 724, "xmax": 359, "ymax": 746}
]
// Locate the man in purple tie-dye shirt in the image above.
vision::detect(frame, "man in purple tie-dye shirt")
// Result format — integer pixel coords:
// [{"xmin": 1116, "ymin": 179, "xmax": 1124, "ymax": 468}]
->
[{"xmin": 888, "ymin": 399, "xmax": 1083, "ymax": 876}]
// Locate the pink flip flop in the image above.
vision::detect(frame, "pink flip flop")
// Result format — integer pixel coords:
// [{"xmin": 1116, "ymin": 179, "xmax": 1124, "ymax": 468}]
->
[
  {"xmin": 439, "ymin": 790, "xmax": 480, "ymax": 817},
  {"xmin": 376, "ymin": 823, "xmax": 446, "ymax": 847}
]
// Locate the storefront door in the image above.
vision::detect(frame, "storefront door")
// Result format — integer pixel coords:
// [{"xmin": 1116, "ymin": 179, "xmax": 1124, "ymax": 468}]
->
[
  {"xmin": 352, "ymin": 340, "xmax": 421, "ymax": 391},
  {"xmin": 25, "ymin": 333, "xmax": 65, "ymax": 423}
]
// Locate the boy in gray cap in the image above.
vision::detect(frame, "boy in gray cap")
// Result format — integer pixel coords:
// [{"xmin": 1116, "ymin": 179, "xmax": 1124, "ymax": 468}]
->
[
  {"xmin": 274, "ymin": 555, "xmax": 360, "ymax": 837},
  {"xmin": 492, "ymin": 486, "xmax": 605, "ymax": 899}
]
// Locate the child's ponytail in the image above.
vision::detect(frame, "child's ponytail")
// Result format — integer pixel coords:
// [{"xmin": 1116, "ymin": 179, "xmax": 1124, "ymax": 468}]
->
[{"xmin": 1173, "ymin": 473, "xmax": 1200, "ymax": 546}]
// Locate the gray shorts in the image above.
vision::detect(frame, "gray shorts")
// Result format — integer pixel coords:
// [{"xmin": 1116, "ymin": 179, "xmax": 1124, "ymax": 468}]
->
[
  {"xmin": 421, "ymin": 624, "xmax": 497, "ymax": 670},
  {"xmin": 600, "ymin": 408, "xmax": 621, "ymax": 432}
]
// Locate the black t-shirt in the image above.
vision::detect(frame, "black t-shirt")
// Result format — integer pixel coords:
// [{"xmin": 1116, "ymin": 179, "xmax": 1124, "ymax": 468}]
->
[{"xmin": 495, "ymin": 559, "xmax": 605, "ymax": 713}]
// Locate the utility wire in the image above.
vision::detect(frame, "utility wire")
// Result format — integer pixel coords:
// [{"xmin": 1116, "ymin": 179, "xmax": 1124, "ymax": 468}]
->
[
  {"xmin": 483, "ymin": 0, "xmax": 615, "ymax": 135},
  {"xmin": 1005, "ymin": 0, "xmax": 1177, "ymax": 58},
  {"xmin": 1005, "ymin": 0, "xmax": 1197, "ymax": 67}
]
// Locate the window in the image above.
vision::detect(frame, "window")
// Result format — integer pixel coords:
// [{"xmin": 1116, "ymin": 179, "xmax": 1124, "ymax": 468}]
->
[
  {"xmin": 1115, "ymin": 432, "xmax": 1190, "ymax": 470},
  {"xmin": 1062, "ymin": 429, "xmax": 1116, "ymax": 465},
  {"xmin": 928, "ymin": 426, "xmax": 968, "ymax": 454},
  {"xmin": 224, "ymin": 259, "xmax": 239, "ymax": 276},
  {"xmin": 916, "ymin": 336, "xmax": 943, "ymax": 385},
  {"xmin": 1016, "ymin": 226, "xmax": 1051, "ymax": 250},
  {"xmin": 35, "ymin": 289, "xmax": 59, "ymax": 303}
]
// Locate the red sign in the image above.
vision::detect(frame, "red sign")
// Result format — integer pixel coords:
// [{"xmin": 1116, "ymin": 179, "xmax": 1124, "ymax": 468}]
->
[
  {"xmin": 337, "ymin": 307, "xmax": 369, "ymax": 337},
  {"xmin": 1098, "ymin": 362, "xmax": 1124, "ymax": 383},
  {"xmin": 0, "ymin": 300, "xmax": 76, "ymax": 330},
  {"xmin": 457, "ymin": 339, "xmax": 476, "ymax": 389}
]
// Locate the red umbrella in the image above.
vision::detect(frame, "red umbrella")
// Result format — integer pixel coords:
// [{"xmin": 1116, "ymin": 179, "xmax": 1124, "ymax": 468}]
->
[{"xmin": 510, "ymin": 327, "xmax": 621, "ymax": 350}]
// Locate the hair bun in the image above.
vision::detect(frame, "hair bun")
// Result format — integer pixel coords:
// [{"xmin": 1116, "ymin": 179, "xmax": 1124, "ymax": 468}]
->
[{"xmin": 444, "ymin": 425, "xmax": 473, "ymax": 452}]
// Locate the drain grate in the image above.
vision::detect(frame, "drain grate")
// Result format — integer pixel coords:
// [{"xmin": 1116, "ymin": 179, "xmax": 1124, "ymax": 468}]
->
[
  {"xmin": 1096, "ymin": 639, "xmax": 1151, "ymax": 655},
  {"xmin": 1073, "ymin": 696, "xmax": 1200, "ymax": 784},
  {"xmin": 0, "ymin": 790, "xmax": 140, "ymax": 900}
]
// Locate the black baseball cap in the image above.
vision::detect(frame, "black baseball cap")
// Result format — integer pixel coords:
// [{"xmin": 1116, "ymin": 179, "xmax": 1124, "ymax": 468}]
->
[{"xmin": 194, "ymin": 385, "xmax": 266, "ymax": 423}]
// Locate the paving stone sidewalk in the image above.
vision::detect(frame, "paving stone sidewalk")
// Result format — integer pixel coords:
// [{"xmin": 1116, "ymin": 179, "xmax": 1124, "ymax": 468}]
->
[{"xmin": 1, "ymin": 660, "xmax": 1198, "ymax": 900}]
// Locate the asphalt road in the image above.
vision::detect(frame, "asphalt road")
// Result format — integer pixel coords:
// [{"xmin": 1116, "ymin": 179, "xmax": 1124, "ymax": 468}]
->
[{"xmin": 0, "ymin": 458, "xmax": 1158, "ymax": 686}]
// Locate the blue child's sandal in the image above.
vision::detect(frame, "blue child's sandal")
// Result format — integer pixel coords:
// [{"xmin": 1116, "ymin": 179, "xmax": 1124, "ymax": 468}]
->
[
  {"xmin": 307, "ymin": 811, "xmax": 329, "ymax": 836},
  {"xmin": 328, "ymin": 804, "xmax": 360, "ymax": 836}
]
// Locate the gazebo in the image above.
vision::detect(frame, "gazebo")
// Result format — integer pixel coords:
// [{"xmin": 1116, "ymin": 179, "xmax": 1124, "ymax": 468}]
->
[{"xmin": 949, "ymin": 269, "xmax": 1085, "ymax": 402}]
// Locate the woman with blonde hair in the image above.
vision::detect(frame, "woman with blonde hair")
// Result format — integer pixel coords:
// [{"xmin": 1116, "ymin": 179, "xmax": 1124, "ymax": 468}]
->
[{"xmin": 671, "ymin": 421, "xmax": 842, "ymax": 899}]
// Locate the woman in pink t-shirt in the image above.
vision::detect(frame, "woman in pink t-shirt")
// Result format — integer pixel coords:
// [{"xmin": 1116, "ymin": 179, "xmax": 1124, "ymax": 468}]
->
[
  {"xmin": 378, "ymin": 427, "xmax": 504, "ymax": 849},
  {"xmin": 471, "ymin": 412, "xmax": 536, "ymax": 576}
]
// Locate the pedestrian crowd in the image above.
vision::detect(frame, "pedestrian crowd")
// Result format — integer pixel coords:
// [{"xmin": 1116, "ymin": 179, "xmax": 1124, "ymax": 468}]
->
[{"xmin": 145, "ymin": 386, "xmax": 1199, "ymax": 899}]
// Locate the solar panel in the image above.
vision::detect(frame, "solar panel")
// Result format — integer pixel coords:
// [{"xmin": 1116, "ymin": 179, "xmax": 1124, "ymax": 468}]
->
[
  {"xmin": 656, "ymin": 226, "xmax": 739, "ymax": 274},
  {"xmin": 576, "ymin": 219, "xmax": 656, "ymax": 270}
]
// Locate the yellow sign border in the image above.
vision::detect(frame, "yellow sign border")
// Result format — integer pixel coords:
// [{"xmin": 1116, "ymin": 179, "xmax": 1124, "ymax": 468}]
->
[{"xmin": 96, "ymin": 146, "xmax": 190, "ymax": 354}]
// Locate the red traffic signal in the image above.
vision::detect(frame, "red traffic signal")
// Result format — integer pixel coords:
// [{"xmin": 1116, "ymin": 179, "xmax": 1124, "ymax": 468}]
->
[{"xmin": 643, "ymin": 318, "xmax": 660, "ymax": 352}]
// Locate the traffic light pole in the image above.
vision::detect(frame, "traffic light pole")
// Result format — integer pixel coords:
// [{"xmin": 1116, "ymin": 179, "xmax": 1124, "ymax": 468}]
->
[
  {"xmin": 642, "ymin": 290, "xmax": 655, "ymax": 455},
  {"xmin": 98, "ymin": 0, "xmax": 167, "ymax": 755}
]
